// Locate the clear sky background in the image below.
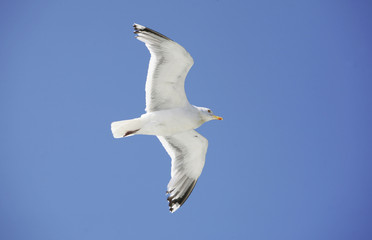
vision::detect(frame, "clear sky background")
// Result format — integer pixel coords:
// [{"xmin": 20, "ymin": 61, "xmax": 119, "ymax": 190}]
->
[{"xmin": 1, "ymin": 0, "xmax": 372, "ymax": 239}]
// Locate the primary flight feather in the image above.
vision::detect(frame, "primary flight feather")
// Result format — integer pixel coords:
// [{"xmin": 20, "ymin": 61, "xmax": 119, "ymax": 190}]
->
[{"xmin": 111, "ymin": 24, "xmax": 222, "ymax": 212}]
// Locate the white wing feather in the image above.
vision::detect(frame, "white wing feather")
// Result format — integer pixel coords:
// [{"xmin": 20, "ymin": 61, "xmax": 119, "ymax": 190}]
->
[
  {"xmin": 157, "ymin": 130, "xmax": 208, "ymax": 212},
  {"xmin": 134, "ymin": 24, "xmax": 194, "ymax": 112}
]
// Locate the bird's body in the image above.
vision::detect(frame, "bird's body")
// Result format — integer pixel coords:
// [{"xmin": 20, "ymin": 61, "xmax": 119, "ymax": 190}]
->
[
  {"xmin": 111, "ymin": 24, "xmax": 222, "ymax": 212},
  {"xmin": 112, "ymin": 105, "xmax": 211, "ymax": 137},
  {"xmin": 139, "ymin": 106, "xmax": 203, "ymax": 136}
]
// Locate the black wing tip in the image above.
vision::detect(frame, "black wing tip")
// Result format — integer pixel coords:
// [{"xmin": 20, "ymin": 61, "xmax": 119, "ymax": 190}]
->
[
  {"xmin": 132, "ymin": 23, "xmax": 172, "ymax": 41},
  {"xmin": 167, "ymin": 180, "xmax": 198, "ymax": 213}
]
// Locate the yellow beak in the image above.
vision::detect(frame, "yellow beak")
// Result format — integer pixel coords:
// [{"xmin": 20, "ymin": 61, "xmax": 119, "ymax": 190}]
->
[{"xmin": 213, "ymin": 115, "xmax": 223, "ymax": 120}]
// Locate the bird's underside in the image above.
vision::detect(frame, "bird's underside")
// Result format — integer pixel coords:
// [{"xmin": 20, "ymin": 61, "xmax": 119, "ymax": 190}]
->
[
  {"xmin": 133, "ymin": 24, "xmax": 206, "ymax": 212},
  {"xmin": 111, "ymin": 23, "xmax": 220, "ymax": 213}
]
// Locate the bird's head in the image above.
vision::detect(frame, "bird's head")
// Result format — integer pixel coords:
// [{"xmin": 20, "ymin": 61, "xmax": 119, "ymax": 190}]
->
[{"xmin": 197, "ymin": 107, "xmax": 223, "ymax": 122}]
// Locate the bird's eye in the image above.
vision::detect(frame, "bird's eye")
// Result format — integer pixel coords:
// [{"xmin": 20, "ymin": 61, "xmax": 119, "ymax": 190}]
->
[{"xmin": 208, "ymin": 110, "xmax": 211, "ymax": 113}]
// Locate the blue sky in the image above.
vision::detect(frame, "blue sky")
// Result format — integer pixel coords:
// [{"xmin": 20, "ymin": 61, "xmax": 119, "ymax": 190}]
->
[{"xmin": 1, "ymin": 0, "xmax": 372, "ymax": 239}]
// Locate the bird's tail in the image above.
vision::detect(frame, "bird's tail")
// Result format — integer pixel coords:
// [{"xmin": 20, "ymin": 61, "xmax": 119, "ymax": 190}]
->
[{"xmin": 111, "ymin": 118, "xmax": 143, "ymax": 138}]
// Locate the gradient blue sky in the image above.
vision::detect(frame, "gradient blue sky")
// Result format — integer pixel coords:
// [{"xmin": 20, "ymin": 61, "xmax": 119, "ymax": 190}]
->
[{"xmin": 1, "ymin": 1, "xmax": 372, "ymax": 239}]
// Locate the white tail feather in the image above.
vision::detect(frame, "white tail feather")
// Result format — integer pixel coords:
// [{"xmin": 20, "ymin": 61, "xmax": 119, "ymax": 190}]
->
[{"xmin": 111, "ymin": 118, "xmax": 142, "ymax": 138}]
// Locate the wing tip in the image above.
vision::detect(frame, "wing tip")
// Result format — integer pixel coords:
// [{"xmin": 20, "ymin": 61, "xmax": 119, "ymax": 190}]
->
[
  {"xmin": 133, "ymin": 23, "xmax": 145, "ymax": 30},
  {"xmin": 132, "ymin": 23, "xmax": 172, "ymax": 41},
  {"xmin": 167, "ymin": 180, "xmax": 198, "ymax": 213}
]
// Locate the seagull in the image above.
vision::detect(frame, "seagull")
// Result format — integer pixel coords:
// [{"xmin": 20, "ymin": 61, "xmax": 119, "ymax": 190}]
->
[{"xmin": 111, "ymin": 24, "xmax": 222, "ymax": 212}]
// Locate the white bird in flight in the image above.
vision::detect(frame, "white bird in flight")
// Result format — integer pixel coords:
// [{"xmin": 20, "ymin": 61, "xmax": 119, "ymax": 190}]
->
[{"xmin": 111, "ymin": 24, "xmax": 222, "ymax": 212}]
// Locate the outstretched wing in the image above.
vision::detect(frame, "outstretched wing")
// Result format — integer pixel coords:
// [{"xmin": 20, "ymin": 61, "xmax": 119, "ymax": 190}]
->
[
  {"xmin": 134, "ymin": 24, "xmax": 194, "ymax": 112},
  {"xmin": 157, "ymin": 130, "xmax": 208, "ymax": 212}
]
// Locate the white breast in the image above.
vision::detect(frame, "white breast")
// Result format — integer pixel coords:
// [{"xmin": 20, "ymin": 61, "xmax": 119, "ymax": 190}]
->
[{"xmin": 139, "ymin": 107, "xmax": 201, "ymax": 136}]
